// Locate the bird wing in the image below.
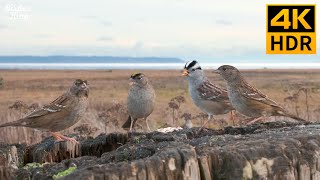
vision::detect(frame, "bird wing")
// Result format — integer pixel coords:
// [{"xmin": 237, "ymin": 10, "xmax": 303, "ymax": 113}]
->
[
  {"xmin": 197, "ymin": 80, "xmax": 230, "ymax": 103},
  {"xmin": 239, "ymin": 81, "xmax": 281, "ymax": 107},
  {"xmin": 25, "ymin": 93, "xmax": 70, "ymax": 119}
]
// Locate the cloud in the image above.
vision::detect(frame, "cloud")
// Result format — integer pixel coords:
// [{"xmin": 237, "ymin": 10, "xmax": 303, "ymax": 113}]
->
[
  {"xmin": 80, "ymin": 15, "xmax": 97, "ymax": 19},
  {"xmin": 0, "ymin": 24, "xmax": 8, "ymax": 29},
  {"xmin": 96, "ymin": 36, "xmax": 113, "ymax": 41},
  {"xmin": 133, "ymin": 41, "xmax": 144, "ymax": 50},
  {"xmin": 33, "ymin": 34, "xmax": 52, "ymax": 39},
  {"xmin": 215, "ymin": 19, "xmax": 232, "ymax": 26},
  {"xmin": 1, "ymin": 0, "xmax": 318, "ymax": 60},
  {"xmin": 100, "ymin": 20, "xmax": 112, "ymax": 26},
  {"xmin": 80, "ymin": 16, "xmax": 112, "ymax": 26}
]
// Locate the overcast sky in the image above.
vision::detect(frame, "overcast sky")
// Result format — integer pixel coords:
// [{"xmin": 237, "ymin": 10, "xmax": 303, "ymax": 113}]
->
[{"xmin": 0, "ymin": 0, "xmax": 319, "ymax": 62}]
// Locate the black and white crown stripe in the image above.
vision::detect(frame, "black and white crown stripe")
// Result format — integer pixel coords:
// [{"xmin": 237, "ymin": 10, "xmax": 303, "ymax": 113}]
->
[
  {"xmin": 131, "ymin": 73, "xmax": 145, "ymax": 79},
  {"xmin": 184, "ymin": 60, "xmax": 201, "ymax": 70}
]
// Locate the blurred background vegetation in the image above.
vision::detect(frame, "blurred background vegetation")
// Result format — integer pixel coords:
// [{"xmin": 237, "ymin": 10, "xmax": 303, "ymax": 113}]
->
[{"xmin": 0, "ymin": 69, "xmax": 319, "ymax": 145}]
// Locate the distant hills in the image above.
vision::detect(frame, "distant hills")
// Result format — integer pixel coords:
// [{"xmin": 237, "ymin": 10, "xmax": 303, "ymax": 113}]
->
[{"xmin": 0, "ymin": 56, "xmax": 184, "ymax": 63}]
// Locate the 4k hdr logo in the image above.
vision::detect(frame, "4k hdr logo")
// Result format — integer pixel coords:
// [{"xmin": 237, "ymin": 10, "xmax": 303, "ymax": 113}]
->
[{"xmin": 266, "ymin": 5, "xmax": 316, "ymax": 54}]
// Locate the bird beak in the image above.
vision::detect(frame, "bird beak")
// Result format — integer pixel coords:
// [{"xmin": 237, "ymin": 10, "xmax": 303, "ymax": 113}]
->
[
  {"xmin": 181, "ymin": 69, "xmax": 189, "ymax": 76},
  {"xmin": 212, "ymin": 70, "xmax": 220, "ymax": 74},
  {"xmin": 129, "ymin": 78, "xmax": 136, "ymax": 85}
]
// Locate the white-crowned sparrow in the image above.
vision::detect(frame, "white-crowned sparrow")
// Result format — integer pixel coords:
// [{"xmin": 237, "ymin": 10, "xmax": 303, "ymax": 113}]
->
[
  {"xmin": 122, "ymin": 73, "xmax": 155, "ymax": 131},
  {"xmin": 0, "ymin": 79, "xmax": 89, "ymax": 143},
  {"xmin": 216, "ymin": 65, "xmax": 306, "ymax": 123},
  {"xmin": 182, "ymin": 60, "xmax": 234, "ymax": 126}
]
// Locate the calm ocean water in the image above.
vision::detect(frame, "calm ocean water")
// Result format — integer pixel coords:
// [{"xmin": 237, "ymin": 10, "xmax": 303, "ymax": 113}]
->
[{"xmin": 0, "ymin": 63, "xmax": 320, "ymax": 70}]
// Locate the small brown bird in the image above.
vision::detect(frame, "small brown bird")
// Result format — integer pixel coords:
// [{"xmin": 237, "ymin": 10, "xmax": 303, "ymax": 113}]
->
[
  {"xmin": 0, "ymin": 79, "xmax": 89, "ymax": 143},
  {"xmin": 216, "ymin": 65, "xmax": 306, "ymax": 123},
  {"xmin": 122, "ymin": 73, "xmax": 155, "ymax": 131}
]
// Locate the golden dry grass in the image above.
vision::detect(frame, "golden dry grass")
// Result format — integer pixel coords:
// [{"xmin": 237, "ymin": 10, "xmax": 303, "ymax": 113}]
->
[{"xmin": 1, "ymin": 69, "xmax": 320, "ymax": 145}]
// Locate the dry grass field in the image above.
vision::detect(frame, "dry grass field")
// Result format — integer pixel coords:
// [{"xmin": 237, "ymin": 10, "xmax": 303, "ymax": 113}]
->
[{"xmin": 1, "ymin": 69, "xmax": 320, "ymax": 145}]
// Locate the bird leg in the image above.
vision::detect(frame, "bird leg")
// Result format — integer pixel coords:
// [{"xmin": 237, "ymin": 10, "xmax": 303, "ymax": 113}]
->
[
  {"xmin": 246, "ymin": 116, "xmax": 264, "ymax": 125},
  {"xmin": 145, "ymin": 118, "xmax": 151, "ymax": 132},
  {"xmin": 50, "ymin": 132, "xmax": 64, "ymax": 142},
  {"xmin": 50, "ymin": 132, "xmax": 79, "ymax": 144},
  {"xmin": 199, "ymin": 114, "xmax": 212, "ymax": 130},
  {"xmin": 229, "ymin": 110, "xmax": 236, "ymax": 126},
  {"xmin": 197, "ymin": 115, "xmax": 212, "ymax": 133},
  {"xmin": 129, "ymin": 116, "xmax": 135, "ymax": 132}
]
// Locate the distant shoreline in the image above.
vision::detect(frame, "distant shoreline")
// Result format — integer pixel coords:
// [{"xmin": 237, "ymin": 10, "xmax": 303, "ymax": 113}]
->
[{"xmin": 1, "ymin": 63, "xmax": 320, "ymax": 70}]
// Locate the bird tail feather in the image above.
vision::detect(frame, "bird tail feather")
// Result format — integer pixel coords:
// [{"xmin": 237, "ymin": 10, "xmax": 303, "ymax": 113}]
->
[
  {"xmin": 277, "ymin": 110, "xmax": 307, "ymax": 123},
  {"xmin": 285, "ymin": 113, "xmax": 307, "ymax": 123},
  {"xmin": 0, "ymin": 120, "xmax": 21, "ymax": 128}
]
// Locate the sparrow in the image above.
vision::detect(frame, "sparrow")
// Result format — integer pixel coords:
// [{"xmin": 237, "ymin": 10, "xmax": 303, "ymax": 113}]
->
[
  {"xmin": 216, "ymin": 65, "xmax": 307, "ymax": 123},
  {"xmin": 0, "ymin": 79, "xmax": 89, "ymax": 143},
  {"xmin": 122, "ymin": 73, "xmax": 155, "ymax": 131}
]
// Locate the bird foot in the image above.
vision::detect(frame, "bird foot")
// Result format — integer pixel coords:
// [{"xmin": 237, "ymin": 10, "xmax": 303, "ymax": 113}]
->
[
  {"xmin": 59, "ymin": 135, "xmax": 79, "ymax": 144},
  {"xmin": 51, "ymin": 132, "xmax": 79, "ymax": 144},
  {"xmin": 246, "ymin": 117, "xmax": 264, "ymax": 125}
]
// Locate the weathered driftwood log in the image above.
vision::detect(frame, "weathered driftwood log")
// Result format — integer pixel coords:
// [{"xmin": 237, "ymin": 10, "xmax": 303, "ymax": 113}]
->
[
  {"xmin": 0, "ymin": 143, "xmax": 25, "ymax": 180},
  {"xmin": 25, "ymin": 136, "xmax": 81, "ymax": 163},
  {"xmin": 24, "ymin": 133, "xmax": 128, "ymax": 164},
  {"xmin": 12, "ymin": 122, "xmax": 320, "ymax": 179},
  {"xmin": 81, "ymin": 133, "xmax": 128, "ymax": 157},
  {"xmin": 68, "ymin": 143, "xmax": 201, "ymax": 180}
]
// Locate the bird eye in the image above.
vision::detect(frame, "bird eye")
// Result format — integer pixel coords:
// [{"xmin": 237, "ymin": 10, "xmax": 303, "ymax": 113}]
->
[
  {"xmin": 192, "ymin": 69, "xmax": 195, "ymax": 72},
  {"xmin": 222, "ymin": 68, "xmax": 226, "ymax": 71}
]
